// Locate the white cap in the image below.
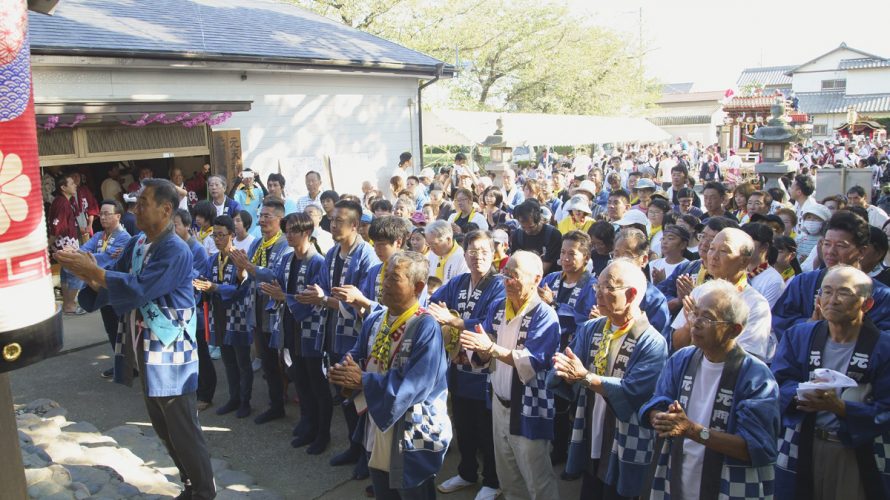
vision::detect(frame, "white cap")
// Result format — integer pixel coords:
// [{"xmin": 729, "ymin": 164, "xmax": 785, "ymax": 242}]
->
[
  {"xmin": 572, "ymin": 155, "xmax": 592, "ymax": 177},
  {"xmin": 419, "ymin": 167, "xmax": 435, "ymax": 179},
  {"xmin": 564, "ymin": 194, "xmax": 592, "ymax": 214},
  {"xmin": 802, "ymin": 203, "xmax": 831, "ymax": 221},
  {"xmin": 615, "ymin": 209, "xmax": 651, "ymax": 232},
  {"xmin": 573, "ymin": 180, "xmax": 598, "ymax": 197}
]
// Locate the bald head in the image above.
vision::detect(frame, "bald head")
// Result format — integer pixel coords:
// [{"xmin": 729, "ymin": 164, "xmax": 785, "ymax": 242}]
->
[
  {"xmin": 508, "ymin": 250, "xmax": 543, "ymax": 278},
  {"xmin": 824, "ymin": 264, "xmax": 873, "ymax": 299},
  {"xmin": 601, "ymin": 258, "xmax": 648, "ymax": 308},
  {"xmin": 707, "ymin": 228, "xmax": 755, "ymax": 281},
  {"xmin": 718, "ymin": 228, "xmax": 755, "ymax": 257}
]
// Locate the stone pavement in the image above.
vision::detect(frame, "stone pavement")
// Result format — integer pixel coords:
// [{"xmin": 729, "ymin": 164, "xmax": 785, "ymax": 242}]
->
[
  {"xmin": 9, "ymin": 313, "xmax": 583, "ymax": 499},
  {"xmin": 17, "ymin": 398, "xmax": 279, "ymax": 499}
]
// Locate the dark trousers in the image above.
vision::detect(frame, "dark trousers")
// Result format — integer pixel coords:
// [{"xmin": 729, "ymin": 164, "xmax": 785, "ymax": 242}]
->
[
  {"xmin": 288, "ymin": 356, "xmax": 333, "ymax": 440},
  {"xmin": 220, "ymin": 345, "xmax": 252, "ymax": 406},
  {"xmin": 143, "ymin": 392, "xmax": 216, "ymax": 499},
  {"xmin": 255, "ymin": 329, "xmax": 283, "ymax": 411},
  {"xmin": 580, "ymin": 463, "xmax": 635, "ymax": 500},
  {"xmin": 196, "ymin": 331, "xmax": 216, "ymax": 404},
  {"xmin": 552, "ymin": 394, "xmax": 573, "ymax": 462},
  {"xmin": 369, "ymin": 464, "xmax": 437, "ymax": 500},
  {"xmin": 100, "ymin": 305, "xmax": 119, "ymax": 350},
  {"xmin": 452, "ymin": 394, "xmax": 498, "ymax": 489}
]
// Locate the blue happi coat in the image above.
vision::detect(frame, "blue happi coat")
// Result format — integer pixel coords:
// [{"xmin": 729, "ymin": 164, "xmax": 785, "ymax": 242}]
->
[
  {"xmin": 269, "ymin": 250, "xmax": 328, "ymax": 357},
  {"xmin": 80, "ymin": 226, "xmax": 131, "ymax": 269},
  {"xmin": 655, "ymin": 259, "xmax": 703, "ymax": 302},
  {"xmin": 348, "ymin": 307, "xmax": 452, "ymax": 489},
  {"xmin": 79, "ymin": 230, "xmax": 198, "ymax": 397},
  {"xmin": 475, "ymin": 297, "xmax": 560, "ymax": 440},
  {"xmin": 429, "ymin": 272, "xmax": 506, "ymax": 400},
  {"xmin": 186, "ymin": 237, "xmax": 209, "ymax": 336},
  {"xmin": 249, "ymin": 234, "xmax": 292, "ymax": 348},
  {"xmin": 322, "ymin": 236, "xmax": 379, "ymax": 357},
  {"xmin": 548, "ymin": 316, "xmax": 667, "ymax": 494},
  {"xmin": 201, "ymin": 253, "xmax": 254, "ymax": 346},
  {"xmin": 540, "ymin": 270, "xmax": 597, "ymax": 344},
  {"xmin": 771, "ymin": 320, "xmax": 890, "ymax": 498},
  {"xmin": 772, "ymin": 268, "xmax": 890, "ymax": 339},
  {"xmin": 591, "ymin": 281, "xmax": 670, "ymax": 334},
  {"xmin": 640, "ymin": 346, "xmax": 780, "ymax": 500}
]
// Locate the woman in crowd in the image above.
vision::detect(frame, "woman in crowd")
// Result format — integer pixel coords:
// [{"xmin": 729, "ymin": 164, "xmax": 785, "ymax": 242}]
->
[
  {"xmin": 586, "ymin": 220, "xmax": 614, "ymax": 277},
  {"xmin": 772, "ymin": 235, "xmax": 801, "ymax": 282},
  {"xmin": 481, "ymin": 186, "xmax": 509, "ymax": 228},
  {"xmin": 647, "ymin": 198, "xmax": 673, "ymax": 257}
]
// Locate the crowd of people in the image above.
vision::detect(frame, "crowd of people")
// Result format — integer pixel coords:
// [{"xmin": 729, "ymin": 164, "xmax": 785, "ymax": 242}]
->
[{"xmin": 50, "ymin": 137, "xmax": 890, "ymax": 500}]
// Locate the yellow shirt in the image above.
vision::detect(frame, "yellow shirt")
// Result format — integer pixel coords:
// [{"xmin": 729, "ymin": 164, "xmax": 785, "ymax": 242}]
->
[{"xmin": 557, "ymin": 217, "xmax": 593, "ymax": 235}]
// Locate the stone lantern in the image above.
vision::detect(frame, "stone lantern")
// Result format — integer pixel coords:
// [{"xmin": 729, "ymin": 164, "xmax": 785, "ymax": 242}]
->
[
  {"xmin": 747, "ymin": 97, "xmax": 798, "ymax": 194},
  {"xmin": 480, "ymin": 118, "xmax": 513, "ymax": 183}
]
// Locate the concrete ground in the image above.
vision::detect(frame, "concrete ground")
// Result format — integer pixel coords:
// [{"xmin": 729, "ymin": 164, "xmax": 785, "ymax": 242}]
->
[{"xmin": 10, "ymin": 311, "xmax": 582, "ymax": 499}]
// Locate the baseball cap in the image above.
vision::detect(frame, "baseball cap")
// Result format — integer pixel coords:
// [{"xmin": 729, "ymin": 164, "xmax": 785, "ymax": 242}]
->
[
  {"xmin": 633, "ymin": 178, "xmax": 657, "ymax": 191},
  {"xmin": 564, "ymin": 194, "xmax": 592, "ymax": 214},
  {"xmin": 419, "ymin": 167, "xmax": 436, "ymax": 179},
  {"xmin": 802, "ymin": 203, "xmax": 831, "ymax": 221},
  {"xmin": 492, "ymin": 229, "xmax": 509, "ymax": 245},
  {"xmin": 614, "ymin": 209, "xmax": 651, "ymax": 231}
]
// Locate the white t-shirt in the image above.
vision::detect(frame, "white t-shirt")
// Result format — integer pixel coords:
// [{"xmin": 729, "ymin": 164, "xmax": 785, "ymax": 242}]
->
[
  {"xmin": 671, "ymin": 284, "xmax": 772, "ymax": 361},
  {"xmin": 650, "ymin": 258, "xmax": 688, "ymax": 283},
  {"xmin": 590, "ymin": 323, "xmax": 624, "ymax": 459},
  {"xmin": 489, "ymin": 299, "xmax": 540, "ymax": 401},
  {"xmin": 427, "ymin": 245, "xmax": 469, "ymax": 287},
  {"xmin": 213, "ymin": 200, "xmax": 226, "ymax": 217},
  {"xmin": 234, "ymin": 234, "xmax": 256, "ymax": 254},
  {"xmin": 749, "ymin": 266, "xmax": 786, "ymax": 308},
  {"xmin": 659, "ymin": 159, "xmax": 676, "ymax": 184},
  {"xmin": 680, "ymin": 358, "xmax": 725, "ymax": 500}
]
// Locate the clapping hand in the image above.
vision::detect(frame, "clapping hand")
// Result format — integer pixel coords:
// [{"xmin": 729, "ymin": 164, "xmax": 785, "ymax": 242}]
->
[
  {"xmin": 553, "ymin": 347, "xmax": 588, "ymax": 383},
  {"xmin": 651, "ymin": 400, "xmax": 693, "ymax": 438},
  {"xmin": 460, "ymin": 324, "xmax": 494, "ymax": 354},
  {"xmin": 329, "ymin": 353, "xmax": 363, "ymax": 390},
  {"xmin": 259, "ymin": 282, "xmax": 286, "ymax": 302}
]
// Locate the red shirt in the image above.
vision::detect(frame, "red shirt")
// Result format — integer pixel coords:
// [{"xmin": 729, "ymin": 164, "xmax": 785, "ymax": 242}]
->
[{"xmin": 48, "ymin": 194, "xmax": 80, "ymax": 251}]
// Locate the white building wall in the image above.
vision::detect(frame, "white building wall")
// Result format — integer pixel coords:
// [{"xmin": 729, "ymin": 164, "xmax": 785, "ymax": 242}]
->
[
  {"xmin": 846, "ymin": 68, "xmax": 890, "ymax": 95},
  {"xmin": 33, "ymin": 66, "xmax": 424, "ymax": 197},
  {"xmin": 792, "ymin": 70, "xmax": 848, "ymax": 93}
]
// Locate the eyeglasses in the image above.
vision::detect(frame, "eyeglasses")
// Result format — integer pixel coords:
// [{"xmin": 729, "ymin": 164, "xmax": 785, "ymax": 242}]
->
[
  {"xmin": 212, "ymin": 232, "xmax": 231, "ymax": 239},
  {"xmin": 594, "ymin": 284, "xmax": 630, "ymax": 294},
  {"xmin": 258, "ymin": 213, "xmax": 277, "ymax": 220},
  {"xmin": 466, "ymin": 250, "xmax": 491, "ymax": 258},
  {"xmin": 817, "ymin": 287, "xmax": 859, "ymax": 300},
  {"xmin": 688, "ymin": 310, "xmax": 732, "ymax": 328}
]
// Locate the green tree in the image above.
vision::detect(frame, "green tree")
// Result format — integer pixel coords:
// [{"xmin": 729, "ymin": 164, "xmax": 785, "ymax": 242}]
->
[{"xmin": 290, "ymin": 0, "xmax": 658, "ymax": 115}]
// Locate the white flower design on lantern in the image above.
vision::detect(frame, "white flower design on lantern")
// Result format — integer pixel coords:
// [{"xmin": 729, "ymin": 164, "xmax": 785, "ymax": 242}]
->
[{"xmin": 0, "ymin": 150, "xmax": 32, "ymax": 236}]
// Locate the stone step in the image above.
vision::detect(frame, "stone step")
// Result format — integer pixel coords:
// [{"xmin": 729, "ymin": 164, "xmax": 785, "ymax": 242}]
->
[{"xmin": 16, "ymin": 399, "xmax": 282, "ymax": 500}]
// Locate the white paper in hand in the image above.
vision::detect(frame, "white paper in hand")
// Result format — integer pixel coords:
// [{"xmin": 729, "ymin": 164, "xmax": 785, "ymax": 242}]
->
[{"xmin": 797, "ymin": 368, "xmax": 858, "ymax": 399}]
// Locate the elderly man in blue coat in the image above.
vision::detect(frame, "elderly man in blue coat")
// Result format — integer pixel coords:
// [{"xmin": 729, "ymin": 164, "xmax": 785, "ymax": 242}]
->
[
  {"xmin": 330, "ymin": 251, "xmax": 451, "ymax": 499},
  {"xmin": 59, "ymin": 180, "xmax": 215, "ymax": 499}
]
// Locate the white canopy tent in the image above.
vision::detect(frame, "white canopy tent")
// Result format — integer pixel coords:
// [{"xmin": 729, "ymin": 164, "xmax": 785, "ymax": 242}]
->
[{"xmin": 423, "ymin": 109, "xmax": 670, "ymax": 146}]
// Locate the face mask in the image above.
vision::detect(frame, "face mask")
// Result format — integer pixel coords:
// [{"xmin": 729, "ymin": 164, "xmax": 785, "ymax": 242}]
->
[{"xmin": 802, "ymin": 220, "xmax": 823, "ymax": 235}]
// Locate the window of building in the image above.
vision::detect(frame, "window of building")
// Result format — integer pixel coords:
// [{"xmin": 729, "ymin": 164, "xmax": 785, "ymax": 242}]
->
[
  {"xmin": 813, "ymin": 124, "xmax": 828, "ymax": 135},
  {"xmin": 821, "ymin": 79, "xmax": 846, "ymax": 91}
]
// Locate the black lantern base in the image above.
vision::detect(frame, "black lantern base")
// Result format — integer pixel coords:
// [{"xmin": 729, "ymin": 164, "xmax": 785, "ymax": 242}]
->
[{"xmin": 0, "ymin": 309, "xmax": 63, "ymax": 373}]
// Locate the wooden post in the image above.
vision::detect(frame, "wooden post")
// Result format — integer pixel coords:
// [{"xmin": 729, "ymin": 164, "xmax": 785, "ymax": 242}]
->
[{"xmin": 0, "ymin": 373, "xmax": 27, "ymax": 499}]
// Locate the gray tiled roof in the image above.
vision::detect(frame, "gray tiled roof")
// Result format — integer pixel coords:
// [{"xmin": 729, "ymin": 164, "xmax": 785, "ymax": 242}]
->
[
  {"xmin": 736, "ymin": 66, "xmax": 795, "ymax": 87},
  {"xmin": 28, "ymin": 0, "xmax": 451, "ymax": 75},
  {"xmin": 839, "ymin": 58, "xmax": 890, "ymax": 70},
  {"xmin": 796, "ymin": 92, "xmax": 890, "ymax": 114},
  {"xmin": 647, "ymin": 115, "xmax": 712, "ymax": 126}
]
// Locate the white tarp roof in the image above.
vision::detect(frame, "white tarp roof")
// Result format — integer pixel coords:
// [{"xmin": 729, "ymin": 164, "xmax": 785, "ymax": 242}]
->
[{"xmin": 423, "ymin": 109, "xmax": 670, "ymax": 146}]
